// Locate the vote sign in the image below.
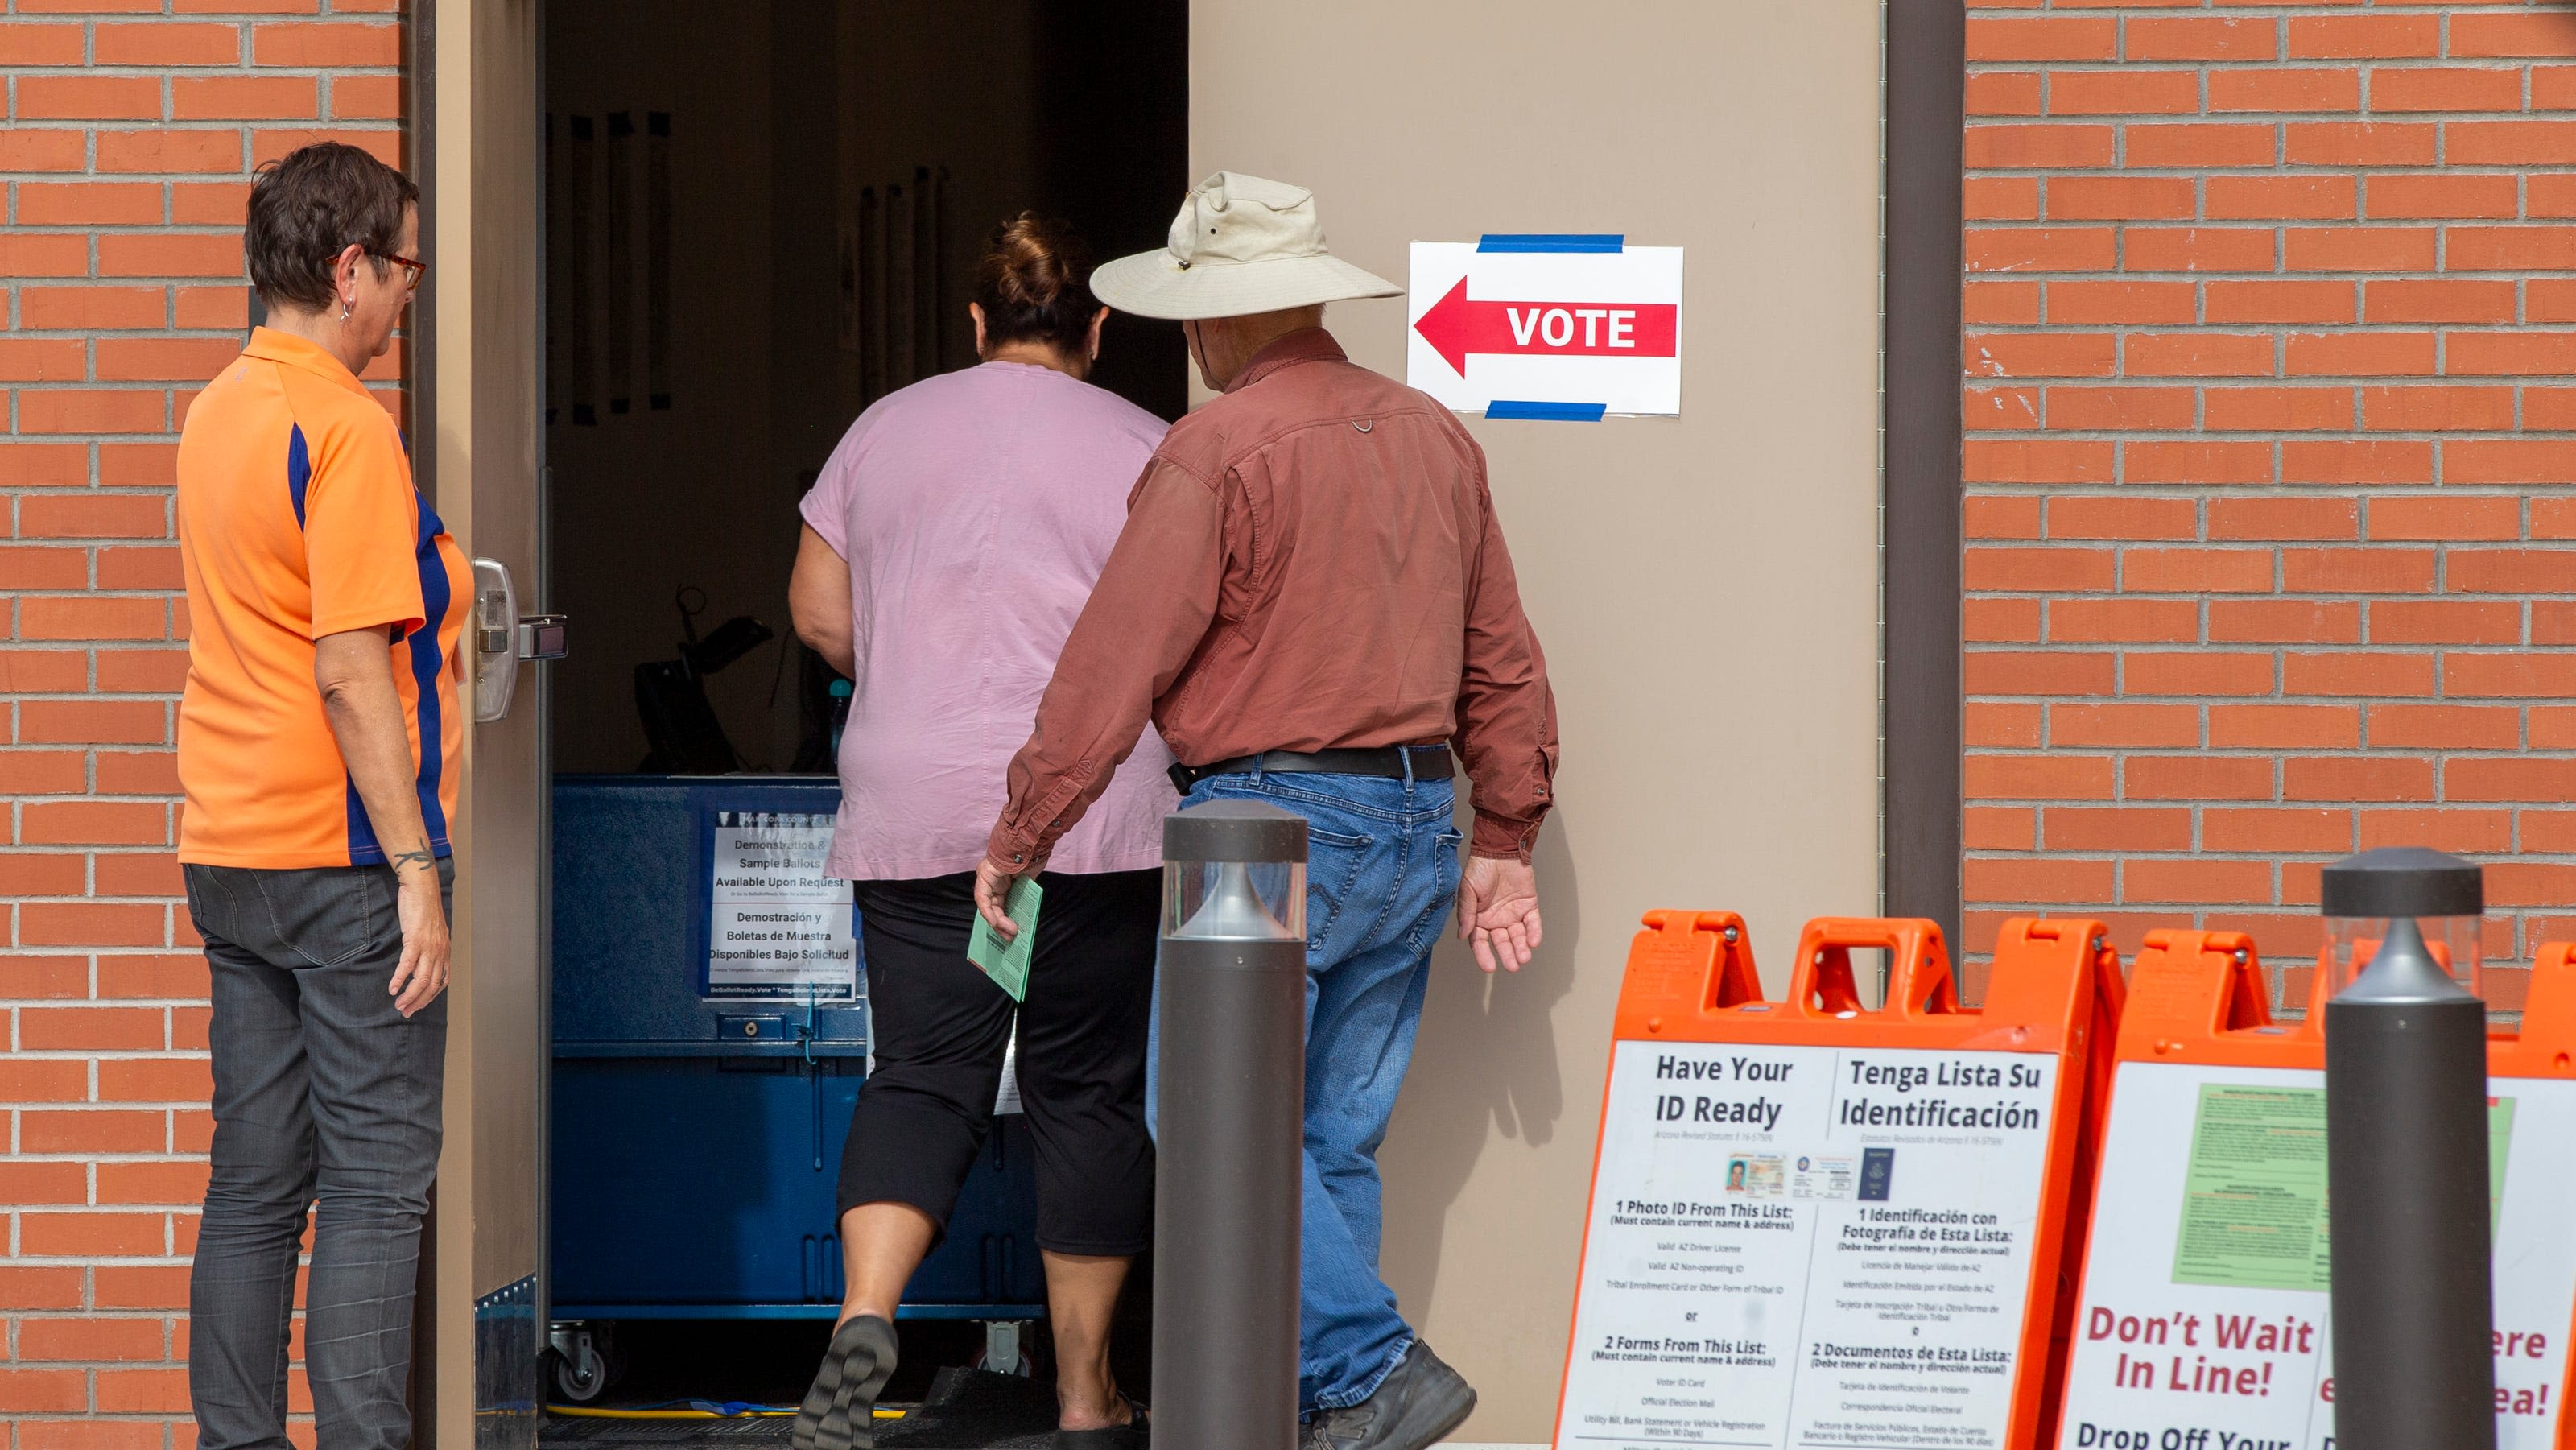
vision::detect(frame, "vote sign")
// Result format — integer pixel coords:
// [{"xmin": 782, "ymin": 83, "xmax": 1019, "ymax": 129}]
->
[{"xmin": 1407, "ymin": 237, "xmax": 1684, "ymax": 419}]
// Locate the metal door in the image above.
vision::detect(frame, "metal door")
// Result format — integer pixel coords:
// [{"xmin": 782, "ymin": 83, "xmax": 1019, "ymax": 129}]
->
[{"xmin": 423, "ymin": 2, "xmax": 548, "ymax": 1445}]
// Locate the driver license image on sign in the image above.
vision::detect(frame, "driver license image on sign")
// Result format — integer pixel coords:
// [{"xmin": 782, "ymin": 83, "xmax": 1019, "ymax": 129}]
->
[
  {"xmin": 703, "ymin": 810, "xmax": 859, "ymax": 1000},
  {"xmin": 1556, "ymin": 1041, "xmax": 2058, "ymax": 1450}
]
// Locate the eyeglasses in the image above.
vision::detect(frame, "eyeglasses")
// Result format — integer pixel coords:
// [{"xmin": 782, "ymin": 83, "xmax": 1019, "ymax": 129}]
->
[{"xmin": 369, "ymin": 250, "xmax": 428, "ymax": 292}]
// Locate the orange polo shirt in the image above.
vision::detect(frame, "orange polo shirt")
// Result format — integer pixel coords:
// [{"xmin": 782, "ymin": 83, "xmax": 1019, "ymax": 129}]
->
[{"xmin": 175, "ymin": 328, "xmax": 471, "ymax": 870}]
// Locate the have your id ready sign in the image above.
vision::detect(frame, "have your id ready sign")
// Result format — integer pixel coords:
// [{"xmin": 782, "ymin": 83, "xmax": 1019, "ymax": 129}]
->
[
  {"xmin": 1408, "ymin": 236, "xmax": 1683, "ymax": 420},
  {"xmin": 1555, "ymin": 1041, "xmax": 2059, "ymax": 1450}
]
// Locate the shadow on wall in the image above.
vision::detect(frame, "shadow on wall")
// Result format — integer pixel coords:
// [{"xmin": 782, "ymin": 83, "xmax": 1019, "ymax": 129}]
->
[{"xmin": 1379, "ymin": 808, "xmax": 1582, "ymax": 1313}]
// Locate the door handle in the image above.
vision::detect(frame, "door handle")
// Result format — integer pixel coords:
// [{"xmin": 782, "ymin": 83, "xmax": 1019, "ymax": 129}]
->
[{"xmin": 471, "ymin": 557, "xmax": 570, "ymax": 724}]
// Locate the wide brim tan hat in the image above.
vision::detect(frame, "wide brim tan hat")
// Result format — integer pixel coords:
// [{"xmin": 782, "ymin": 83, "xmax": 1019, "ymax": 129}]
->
[{"xmin": 1091, "ymin": 171, "xmax": 1402, "ymax": 320}]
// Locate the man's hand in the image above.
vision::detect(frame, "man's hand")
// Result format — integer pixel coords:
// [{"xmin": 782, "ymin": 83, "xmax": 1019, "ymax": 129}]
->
[
  {"xmin": 386, "ymin": 864, "xmax": 451, "ymax": 1016},
  {"xmin": 974, "ymin": 854, "xmax": 1035, "ymax": 942},
  {"xmin": 1458, "ymin": 853, "xmax": 1542, "ymax": 973}
]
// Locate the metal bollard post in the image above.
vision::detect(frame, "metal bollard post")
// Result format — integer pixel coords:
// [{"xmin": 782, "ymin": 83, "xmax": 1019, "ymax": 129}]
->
[
  {"xmin": 1154, "ymin": 799, "xmax": 1307, "ymax": 1450},
  {"xmin": 2321, "ymin": 846, "xmax": 2495, "ymax": 1450}
]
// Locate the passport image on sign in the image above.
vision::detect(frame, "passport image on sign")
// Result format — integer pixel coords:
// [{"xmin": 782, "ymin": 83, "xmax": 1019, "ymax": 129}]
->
[{"xmin": 1859, "ymin": 1146, "xmax": 1896, "ymax": 1201}]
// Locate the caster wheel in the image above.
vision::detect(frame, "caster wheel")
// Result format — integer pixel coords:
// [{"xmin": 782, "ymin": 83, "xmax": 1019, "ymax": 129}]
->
[{"xmin": 550, "ymin": 1326, "xmax": 617, "ymax": 1403}]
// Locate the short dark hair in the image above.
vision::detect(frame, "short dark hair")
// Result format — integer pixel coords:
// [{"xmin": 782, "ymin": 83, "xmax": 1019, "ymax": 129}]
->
[
  {"xmin": 244, "ymin": 142, "xmax": 419, "ymax": 312},
  {"xmin": 973, "ymin": 213, "xmax": 1098, "ymax": 354}
]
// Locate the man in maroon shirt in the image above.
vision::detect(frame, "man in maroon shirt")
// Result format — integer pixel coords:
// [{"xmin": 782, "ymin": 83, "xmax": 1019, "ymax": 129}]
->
[{"xmin": 976, "ymin": 172, "xmax": 1558, "ymax": 1450}]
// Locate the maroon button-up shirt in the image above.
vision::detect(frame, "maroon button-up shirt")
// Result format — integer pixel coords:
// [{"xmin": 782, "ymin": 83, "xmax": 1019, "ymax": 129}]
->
[{"xmin": 987, "ymin": 328, "xmax": 1558, "ymax": 865}]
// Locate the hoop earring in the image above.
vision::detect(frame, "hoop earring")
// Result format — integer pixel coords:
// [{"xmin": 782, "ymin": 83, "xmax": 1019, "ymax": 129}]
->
[{"xmin": 340, "ymin": 298, "xmax": 352, "ymax": 321}]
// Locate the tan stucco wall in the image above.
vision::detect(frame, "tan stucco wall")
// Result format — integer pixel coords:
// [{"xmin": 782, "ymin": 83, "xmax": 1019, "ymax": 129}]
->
[{"xmin": 1191, "ymin": 2, "xmax": 1888, "ymax": 1437}]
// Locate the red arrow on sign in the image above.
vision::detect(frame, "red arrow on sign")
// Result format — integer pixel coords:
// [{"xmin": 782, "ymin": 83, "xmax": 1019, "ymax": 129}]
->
[{"xmin": 1411, "ymin": 278, "xmax": 1679, "ymax": 376}]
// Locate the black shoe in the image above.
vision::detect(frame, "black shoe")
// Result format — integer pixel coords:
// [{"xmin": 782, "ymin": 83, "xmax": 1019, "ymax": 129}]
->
[
  {"xmin": 793, "ymin": 1315, "xmax": 898, "ymax": 1450},
  {"xmin": 1052, "ymin": 1394, "xmax": 1149, "ymax": 1448},
  {"xmin": 1302, "ymin": 1341, "xmax": 1476, "ymax": 1450}
]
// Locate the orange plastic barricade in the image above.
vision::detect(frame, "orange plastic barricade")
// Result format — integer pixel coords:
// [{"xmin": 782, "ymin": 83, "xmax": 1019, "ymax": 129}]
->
[
  {"xmin": 2054, "ymin": 932, "xmax": 2576, "ymax": 1450},
  {"xmin": 1553, "ymin": 912, "xmax": 2122, "ymax": 1450}
]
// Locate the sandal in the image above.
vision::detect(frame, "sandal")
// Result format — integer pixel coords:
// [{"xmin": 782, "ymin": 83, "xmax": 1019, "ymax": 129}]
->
[
  {"xmin": 792, "ymin": 1315, "xmax": 898, "ymax": 1450},
  {"xmin": 1052, "ymin": 1394, "xmax": 1150, "ymax": 1448}
]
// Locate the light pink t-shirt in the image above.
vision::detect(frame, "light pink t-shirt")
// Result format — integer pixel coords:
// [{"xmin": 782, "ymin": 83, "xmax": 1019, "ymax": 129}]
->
[{"xmin": 799, "ymin": 361, "xmax": 1178, "ymax": 880}]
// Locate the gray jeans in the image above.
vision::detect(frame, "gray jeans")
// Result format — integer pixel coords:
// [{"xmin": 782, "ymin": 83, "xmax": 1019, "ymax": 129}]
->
[{"xmin": 184, "ymin": 861, "xmax": 452, "ymax": 1450}]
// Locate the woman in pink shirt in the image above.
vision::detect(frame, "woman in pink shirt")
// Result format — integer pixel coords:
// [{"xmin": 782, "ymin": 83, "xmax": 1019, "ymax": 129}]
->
[{"xmin": 786, "ymin": 215, "xmax": 1170, "ymax": 1450}]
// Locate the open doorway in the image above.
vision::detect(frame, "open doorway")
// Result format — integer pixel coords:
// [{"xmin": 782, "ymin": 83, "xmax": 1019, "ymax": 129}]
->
[
  {"xmin": 535, "ymin": 0, "xmax": 1184, "ymax": 1428},
  {"xmin": 545, "ymin": 0, "xmax": 1185, "ymax": 779}
]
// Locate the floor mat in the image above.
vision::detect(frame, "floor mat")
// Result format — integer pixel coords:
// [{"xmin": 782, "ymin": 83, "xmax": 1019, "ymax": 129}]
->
[
  {"xmin": 876, "ymin": 1368, "xmax": 1060, "ymax": 1448},
  {"xmin": 539, "ymin": 1369, "xmax": 1063, "ymax": 1450}
]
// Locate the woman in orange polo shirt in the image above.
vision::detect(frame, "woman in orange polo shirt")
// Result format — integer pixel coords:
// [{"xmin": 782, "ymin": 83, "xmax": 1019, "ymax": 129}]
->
[{"xmin": 175, "ymin": 142, "xmax": 467, "ymax": 1450}]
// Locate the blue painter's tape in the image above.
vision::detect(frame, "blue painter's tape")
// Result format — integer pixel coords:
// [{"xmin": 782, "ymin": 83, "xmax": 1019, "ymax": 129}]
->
[
  {"xmin": 1476, "ymin": 233, "xmax": 1624, "ymax": 254},
  {"xmin": 1485, "ymin": 400, "xmax": 1607, "ymax": 422}
]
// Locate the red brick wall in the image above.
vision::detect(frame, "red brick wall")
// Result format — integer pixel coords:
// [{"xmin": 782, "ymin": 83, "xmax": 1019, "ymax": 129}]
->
[
  {"xmin": 1963, "ymin": 0, "xmax": 2576, "ymax": 1002},
  {"xmin": 2, "ymin": 3, "xmax": 401, "ymax": 1444}
]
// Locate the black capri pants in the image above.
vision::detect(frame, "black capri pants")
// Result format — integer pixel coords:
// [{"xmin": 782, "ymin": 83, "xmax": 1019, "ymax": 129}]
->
[{"xmin": 838, "ymin": 869, "xmax": 1158, "ymax": 1257}]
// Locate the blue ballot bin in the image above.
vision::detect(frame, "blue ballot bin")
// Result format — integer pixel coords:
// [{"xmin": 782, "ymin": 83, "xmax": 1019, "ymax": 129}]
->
[{"xmin": 547, "ymin": 775, "xmax": 1045, "ymax": 1398}]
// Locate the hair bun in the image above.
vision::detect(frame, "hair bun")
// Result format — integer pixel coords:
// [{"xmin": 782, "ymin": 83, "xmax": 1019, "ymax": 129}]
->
[{"xmin": 975, "ymin": 213, "xmax": 1098, "ymax": 356}]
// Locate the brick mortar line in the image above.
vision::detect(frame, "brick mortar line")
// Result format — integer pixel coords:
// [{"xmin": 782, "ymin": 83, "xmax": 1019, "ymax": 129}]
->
[
  {"xmin": 0, "ymin": 1156, "xmax": 223, "ymax": 1164},
  {"xmin": 1967, "ymin": 165, "xmax": 2576, "ymax": 174},
  {"xmin": 0, "ymin": 1259, "xmax": 207, "ymax": 1268},
  {"xmin": 1967, "ymin": 262, "xmax": 2576, "ymax": 269},
  {"xmin": 1969, "ymin": 268, "xmax": 2576, "ymax": 278},
  {"xmin": 1967, "ymin": 292, "xmax": 2576, "ymax": 300},
  {"xmin": 1967, "ymin": 390, "xmax": 2576, "ymax": 399},
  {"xmin": 1967, "ymin": 115, "xmax": 2576, "ymax": 124},
  {"xmin": 0, "ymin": 224, "xmax": 254, "ymax": 232},
  {"xmin": 1963, "ymin": 847, "xmax": 2576, "ymax": 854},
  {"xmin": 1961, "ymin": 740, "xmax": 2576, "ymax": 749},
  {"xmin": 1965, "ymin": 714, "xmax": 2576, "ymax": 721},
  {"xmin": 1966, "ymin": 697, "xmax": 2576, "ymax": 706},
  {"xmin": 0, "ymin": 899, "xmax": 191, "ymax": 907},
  {"xmin": 1962, "ymin": 598, "xmax": 2576, "ymax": 606},
  {"xmin": 1964, "ymin": 802, "xmax": 2574, "ymax": 810},
  {"xmin": 1986, "ymin": 5, "xmax": 2576, "ymax": 9},
  {"xmin": 9, "ymin": 328, "xmax": 290, "ymax": 337},
  {"xmin": 1967, "ymin": 115, "xmax": 2576, "ymax": 127},
  {"xmin": 0, "ymin": 1005, "xmax": 200, "ymax": 1012},
  {"xmin": 1970, "ymin": 319, "xmax": 2576, "ymax": 325},
  {"xmin": 1979, "ymin": 72, "xmax": 2576, "ymax": 80},
  {"xmin": 0, "ymin": 1051, "xmax": 202, "ymax": 1057},
  {"xmin": 1981, "ymin": 60, "xmax": 2576, "ymax": 70},
  {"xmin": 1963, "ymin": 430, "xmax": 2576, "ymax": 438},
  {"xmin": 1988, "ymin": 112, "xmax": 2576, "ymax": 124},
  {"xmin": 1935, "ymin": 644, "xmax": 2529, "ymax": 651},
  {"xmin": 1966, "ymin": 546, "xmax": 2576, "ymax": 553},
  {"xmin": 6, "ymin": 72, "xmax": 399, "ymax": 83}
]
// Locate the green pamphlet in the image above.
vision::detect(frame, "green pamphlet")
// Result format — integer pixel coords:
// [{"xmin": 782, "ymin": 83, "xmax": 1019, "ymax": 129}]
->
[
  {"xmin": 2171, "ymin": 1082, "xmax": 2514, "ymax": 1293},
  {"xmin": 967, "ymin": 875, "xmax": 1041, "ymax": 1002}
]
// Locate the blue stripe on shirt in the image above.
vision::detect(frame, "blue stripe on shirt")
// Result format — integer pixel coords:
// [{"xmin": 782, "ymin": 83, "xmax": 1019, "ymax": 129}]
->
[
  {"xmin": 409, "ymin": 494, "xmax": 453, "ymax": 853},
  {"xmin": 287, "ymin": 423, "xmax": 312, "ymax": 527}
]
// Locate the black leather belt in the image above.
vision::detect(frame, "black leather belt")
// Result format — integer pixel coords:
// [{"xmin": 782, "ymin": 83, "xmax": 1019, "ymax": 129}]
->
[{"xmin": 1170, "ymin": 745, "xmax": 1455, "ymax": 795}]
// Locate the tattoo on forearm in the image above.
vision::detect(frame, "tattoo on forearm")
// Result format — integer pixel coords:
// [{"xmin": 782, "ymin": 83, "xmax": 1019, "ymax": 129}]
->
[{"xmin": 391, "ymin": 848, "xmax": 437, "ymax": 877}]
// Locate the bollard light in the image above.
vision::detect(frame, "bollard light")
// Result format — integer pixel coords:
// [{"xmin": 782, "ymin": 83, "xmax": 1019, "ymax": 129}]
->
[
  {"xmin": 2321, "ymin": 846, "xmax": 2495, "ymax": 1450},
  {"xmin": 1154, "ymin": 799, "xmax": 1307, "ymax": 1450}
]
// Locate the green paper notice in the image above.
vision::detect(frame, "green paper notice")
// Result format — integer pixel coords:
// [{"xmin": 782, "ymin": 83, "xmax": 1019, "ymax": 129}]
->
[
  {"xmin": 967, "ymin": 875, "xmax": 1041, "ymax": 1002},
  {"xmin": 2172, "ymin": 1082, "xmax": 2514, "ymax": 1292}
]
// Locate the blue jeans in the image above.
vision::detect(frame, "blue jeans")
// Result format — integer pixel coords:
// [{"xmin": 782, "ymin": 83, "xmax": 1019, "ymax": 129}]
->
[{"xmin": 1157, "ymin": 767, "xmax": 1463, "ymax": 1415}]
